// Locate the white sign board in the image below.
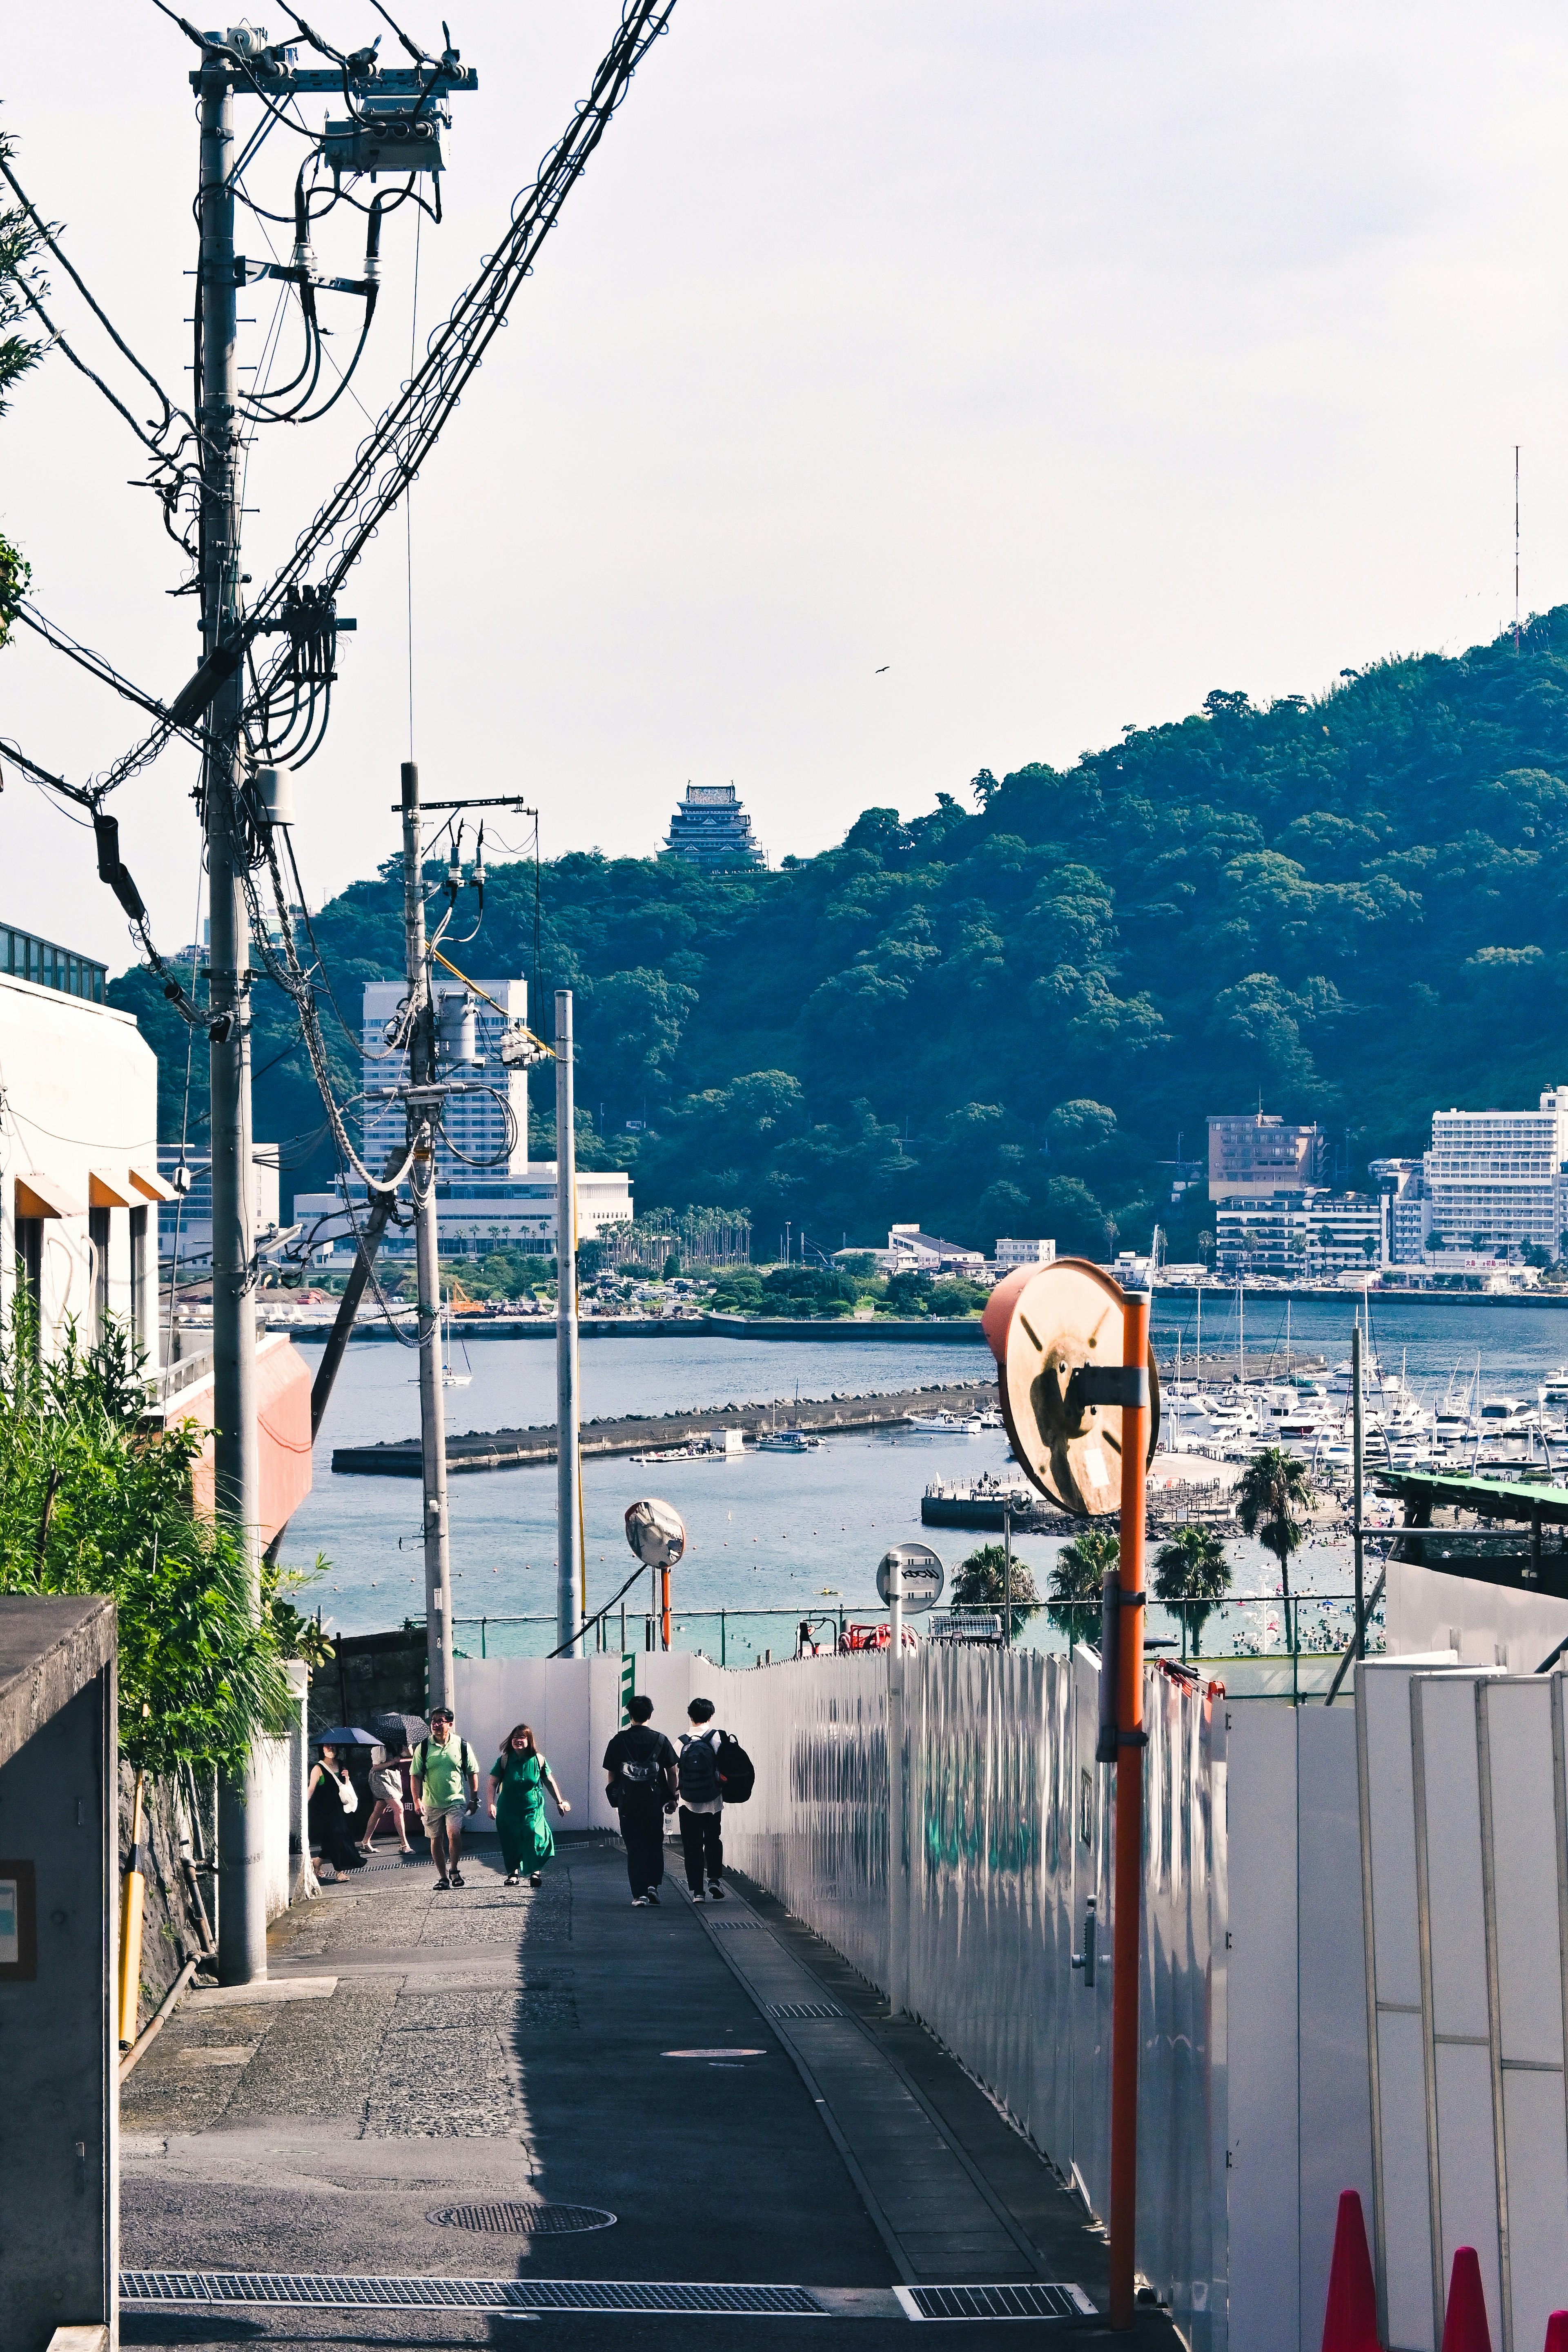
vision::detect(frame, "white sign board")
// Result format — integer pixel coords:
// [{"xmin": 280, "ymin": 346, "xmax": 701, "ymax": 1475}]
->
[{"xmin": 876, "ymin": 1544, "xmax": 945, "ymax": 1613}]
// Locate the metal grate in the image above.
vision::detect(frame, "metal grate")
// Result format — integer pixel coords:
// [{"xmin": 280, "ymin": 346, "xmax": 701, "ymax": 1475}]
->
[
  {"xmin": 895, "ymin": 2283, "xmax": 1096, "ymax": 2322},
  {"xmin": 767, "ymin": 2000, "xmax": 845, "ymax": 2020},
  {"xmin": 428, "ymin": 2201, "xmax": 615, "ymax": 2235},
  {"xmin": 710, "ymin": 1918, "xmax": 764, "ymax": 1929},
  {"xmin": 122, "ymin": 2272, "xmax": 822, "ymax": 2315}
]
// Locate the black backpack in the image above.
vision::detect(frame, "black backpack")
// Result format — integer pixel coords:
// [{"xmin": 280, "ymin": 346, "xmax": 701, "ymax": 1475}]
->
[
  {"xmin": 678, "ymin": 1729, "xmax": 722, "ymax": 1804},
  {"xmin": 716, "ymin": 1732, "xmax": 755, "ymax": 1805},
  {"xmin": 614, "ymin": 1741, "xmax": 667, "ymax": 1799}
]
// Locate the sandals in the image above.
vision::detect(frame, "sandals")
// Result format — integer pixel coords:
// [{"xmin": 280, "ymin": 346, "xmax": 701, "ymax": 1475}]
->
[
  {"xmin": 530, "ymin": 1872, "xmax": 543, "ymax": 1888},
  {"xmin": 505, "ymin": 1871, "xmax": 520, "ymax": 1886}
]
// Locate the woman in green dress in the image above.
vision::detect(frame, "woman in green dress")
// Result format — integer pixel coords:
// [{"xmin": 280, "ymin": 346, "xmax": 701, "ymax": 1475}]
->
[{"xmin": 487, "ymin": 1723, "xmax": 571, "ymax": 1886}]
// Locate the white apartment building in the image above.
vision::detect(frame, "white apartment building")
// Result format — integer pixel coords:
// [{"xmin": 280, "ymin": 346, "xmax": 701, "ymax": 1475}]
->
[
  {"xmin": 1215, "ymin": 1190, "xmax": 1384, "ymax": 1278},
  {"xmin": 292, "ymin": 975, "xmax": 632, "ymax": 1261},
  {"xmin": 1421, "ymin": 1092, "xmax": 1568, "ymax": 1258},
  {"xmin": 993, "ymin": 1237, "xmax": 1056, "ymax": 1272},
  {"xmin": 158, "ymin": 1143, "xmax": 281, "ymax": 1270},
  {"xmin": 361, "ymin": 977, "xmax": 531, "ymax": 1181},
  {"xmin": 0, "ymin": 931, "xmax": 172, "ymax": 1366}
]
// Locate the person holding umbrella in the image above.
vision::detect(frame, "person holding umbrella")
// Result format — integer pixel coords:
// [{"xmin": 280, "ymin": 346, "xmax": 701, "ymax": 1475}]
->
[
  {"xmin": 363, "ymin": 1735, "xmax": 416, "ymax": 1857},
  {"xmin": 308, "ymin": 1741, "xmax": 368, "ymax": 1875}
]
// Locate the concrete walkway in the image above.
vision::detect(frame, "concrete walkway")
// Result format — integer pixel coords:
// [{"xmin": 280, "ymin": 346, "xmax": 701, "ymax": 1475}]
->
[{"xmin": 121, "ymin": 1833, "xmax": 1180, "ymax": 2348}]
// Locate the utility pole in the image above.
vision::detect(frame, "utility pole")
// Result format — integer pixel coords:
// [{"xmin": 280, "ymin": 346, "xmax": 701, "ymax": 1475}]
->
[
  {"xmin": 403, "ymin": 761, "xmax": 453, "ymax": 1712},
  {"xmin": 1352, "ymin": 1320, "xmax": 1365, "ymax": 1665},
  {"xmin": 1108, "ymin": 1282, "xmax": 1151, "ymax": 2333},
  {"xmin": 202, "ymin": 35, "xmax": 264, "ymax": 1989},
  {"xmin": 555, "ymin": 989, "xmax": 582, "ymax": 1656}
]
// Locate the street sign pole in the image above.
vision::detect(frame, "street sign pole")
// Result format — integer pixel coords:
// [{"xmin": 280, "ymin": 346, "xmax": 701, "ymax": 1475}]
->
[{"xmin": 1109, "ymin": 1282, "xmax": 1152, "ymax": 2333}]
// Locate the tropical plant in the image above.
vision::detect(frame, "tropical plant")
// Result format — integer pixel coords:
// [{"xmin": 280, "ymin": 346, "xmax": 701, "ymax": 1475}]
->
[
  {"xmin": 1151, "ymin": 1522, "xmax": 1232, "ymax": 1658},
  {"xmin": 1046, "ymin": 1526, "xmax": 1119, "ymax": 1641},
  {"xmin": 0, "ymin": 1305, "xmax": 296, "ymax": 1776},
  {"xmin": 951, "ymin": 1542, "xmax": 1041, "ymax": 1628},
  {"xmin": 1235, "ymin": 1444, "xmax": 1316, "ymax": 1653}
]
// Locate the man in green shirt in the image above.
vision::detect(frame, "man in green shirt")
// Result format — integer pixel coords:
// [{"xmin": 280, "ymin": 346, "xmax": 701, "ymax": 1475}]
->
[{"xmin": 411, "ymin": 1707, "xmax": 481, "ymax": 1889}]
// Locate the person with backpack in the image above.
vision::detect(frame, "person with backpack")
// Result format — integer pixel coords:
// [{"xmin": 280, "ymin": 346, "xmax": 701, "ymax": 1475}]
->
[
  {"xmin": 411, "ymin": 1706, "xmax": 481, "ymax": 1889},
  {"xmin": 601, "ymin": 1693, "xmax": 677, "ymax": 1906},
  {"xmin": 676, "ymin": 1695, "xmax": 731, "ymax": 1902}
]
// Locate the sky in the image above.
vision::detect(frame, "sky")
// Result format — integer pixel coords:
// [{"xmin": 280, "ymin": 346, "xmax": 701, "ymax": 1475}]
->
[{"xmin": 4, "ymin": 0, "xmax": 1568, "ymax": 975}]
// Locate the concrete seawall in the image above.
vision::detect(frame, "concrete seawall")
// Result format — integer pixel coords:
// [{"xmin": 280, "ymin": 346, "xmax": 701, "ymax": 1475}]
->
[{"xmin": 331, "ymin": 1376, "xmax": 999, "ymax": 1477}]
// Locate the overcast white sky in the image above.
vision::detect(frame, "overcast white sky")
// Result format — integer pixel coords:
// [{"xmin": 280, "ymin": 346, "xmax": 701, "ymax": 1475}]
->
[{"xmin": 3, "ymin": 1, "xmax": 1566, "ymax": 974}]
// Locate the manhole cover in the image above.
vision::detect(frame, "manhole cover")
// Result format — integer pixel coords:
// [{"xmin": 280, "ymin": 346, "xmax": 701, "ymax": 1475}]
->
[{"xmin": 428, "ymin": 2202, "xmax": 616, "ymax": 2236}]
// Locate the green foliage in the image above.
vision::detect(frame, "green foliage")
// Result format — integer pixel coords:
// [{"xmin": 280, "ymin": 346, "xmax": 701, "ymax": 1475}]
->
[
  {"xmin": 1047, "ymin": 1526, "xmax": 1119, "ymax": 1639},
  {"xmin": 1151, "ymin": 1523, "xmax": 1232, "ymax": 1654},
  {"xmin": 0, "ymin": 1310, "xmax": 296, "ymax": 1775},
  {"xmin": 1235, "ymin": 1446, "xmax": 1316, "ymax": 1572},
  {"xmin": 952, "ymin": 1542, "xmax": 1041, "ymax": 1625},
  {"xmin": 106, "ymin": 613, "xmax": 1568, "ymax": 1248},
  {"xmin": 0, "ymin": 128, "xmax": 45, "ymax": 655}
]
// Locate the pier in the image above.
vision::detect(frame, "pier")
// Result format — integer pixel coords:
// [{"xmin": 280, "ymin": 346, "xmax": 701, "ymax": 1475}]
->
[{"xmin": 331, "ymin": 1378, "xmax": 999, "ymax": 1477}]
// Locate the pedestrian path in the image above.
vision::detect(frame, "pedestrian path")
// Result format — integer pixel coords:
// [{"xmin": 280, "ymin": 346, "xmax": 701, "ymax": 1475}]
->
[{"xmin": 120, "ymin": 1835, "xmax": 1176, "ymax": 2347}]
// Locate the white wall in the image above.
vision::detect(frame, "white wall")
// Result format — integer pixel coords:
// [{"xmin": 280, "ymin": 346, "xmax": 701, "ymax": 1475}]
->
[
  {"xmin": 1226, "ymin": 1699, "xmax": 1374, "ymax": 2352},
  {"xmin": 0, "ymin": 973, "xmax": 160, "ymax": 1366},
  {"xmin": 1386, "ymin": 1555, "xmax": 1568, "ymax": 1675}
]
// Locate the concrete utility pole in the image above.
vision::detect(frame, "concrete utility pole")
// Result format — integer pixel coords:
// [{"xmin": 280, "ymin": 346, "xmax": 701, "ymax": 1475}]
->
[
  {"xmin": 403, "ymin": 762, "xmax": 453, "ymax": 1712},
  {"xmin": 555, "ymin": 989, "xmax": 582, "ymax": 1656},
  {"xmin": 886, "ymin": 1555, "xmax": 906, "ymax": 2015},
  {"xmin": 201, "ymin": 36, "xmax": 265, "ymax": 1989}
]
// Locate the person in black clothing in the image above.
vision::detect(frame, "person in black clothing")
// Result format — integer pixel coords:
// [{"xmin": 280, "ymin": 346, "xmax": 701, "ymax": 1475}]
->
[
  {"xmin": 602, "ymin": 1693, "xmax": 677, "ymax": 1906},
  {"xmin": 307, "ymin": 1742, "xmax": 366, "ymax": 1875},
  {"xmin": 676, "ymin": 1695, "xmax": 727, "ymax": 1902}
]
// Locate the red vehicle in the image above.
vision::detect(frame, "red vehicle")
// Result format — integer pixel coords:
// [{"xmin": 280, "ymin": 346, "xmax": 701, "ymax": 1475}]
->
[{"xmin": 837, "ymin": 1620, "xmax": 918, "ymax": 1654}]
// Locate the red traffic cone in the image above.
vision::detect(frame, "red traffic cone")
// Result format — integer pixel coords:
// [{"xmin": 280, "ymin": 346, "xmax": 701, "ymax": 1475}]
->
[
  {"xmin": 1543, "ymin": 2315, "xmax": 1568, "ymax": 2352},
  {"xmin": 1322, "ymin": 2189, "xmax": 1380, "ymax": 2352},
  {"xmin": 1441, "ymin": 2248, "xmax": 1492, "ymax": 2352}
]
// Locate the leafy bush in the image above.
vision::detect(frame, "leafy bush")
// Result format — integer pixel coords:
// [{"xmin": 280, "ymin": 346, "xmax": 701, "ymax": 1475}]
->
[{"xmin": 0, "ymin": 1311, "xmax": 297, "ymax": 1776}]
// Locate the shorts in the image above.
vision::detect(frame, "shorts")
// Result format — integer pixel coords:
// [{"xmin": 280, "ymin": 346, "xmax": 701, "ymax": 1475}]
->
[{"xmin": 422, "ymin": 1800, "xmax": 468, "ymax": 1830}]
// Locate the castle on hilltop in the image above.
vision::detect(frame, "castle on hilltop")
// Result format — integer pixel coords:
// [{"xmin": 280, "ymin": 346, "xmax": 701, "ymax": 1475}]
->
[{"xmin": 660, "ymin": 782, "xmax": 765, "ymax": 871}]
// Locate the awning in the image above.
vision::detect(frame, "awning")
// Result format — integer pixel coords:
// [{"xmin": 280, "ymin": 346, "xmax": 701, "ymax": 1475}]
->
[
  {"xmin": 16, "ymin": 1172, "xmax": 85, "ymax": 1220},
  {"xmin": 127, "ymin": 1164, "xmax": 178, "ymax": 1205},
  {"xmin": 88, "ymin": 1169, "xmax": 136, "ymax": 1209}
]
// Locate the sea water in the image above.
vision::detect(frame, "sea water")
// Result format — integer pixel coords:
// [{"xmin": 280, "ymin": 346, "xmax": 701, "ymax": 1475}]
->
[{"xmin": 284, "ymin": 1294, "xmax": 1568, "ymax": 1659}]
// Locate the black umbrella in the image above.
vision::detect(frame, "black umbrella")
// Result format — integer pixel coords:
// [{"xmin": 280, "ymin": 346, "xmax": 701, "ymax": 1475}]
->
[
  {"xmin": 313, "ymin": 1726, "xmax": 381, "ymax": 1748},
  {"xmin": 367, "ymin": 1710, "xmax": 428, "ymax": 1753}
]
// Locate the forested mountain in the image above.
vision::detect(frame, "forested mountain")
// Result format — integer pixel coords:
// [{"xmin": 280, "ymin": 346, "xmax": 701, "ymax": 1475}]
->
[{"xmin": 110, "ymin": 610, "xmax": 1568, "ymax": 1259}]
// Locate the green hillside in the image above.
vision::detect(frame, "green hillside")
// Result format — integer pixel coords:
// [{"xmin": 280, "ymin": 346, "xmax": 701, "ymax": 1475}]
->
[{"xmin": 111, "ymin": 610, "xmax": 1568, "ymax": 1260}]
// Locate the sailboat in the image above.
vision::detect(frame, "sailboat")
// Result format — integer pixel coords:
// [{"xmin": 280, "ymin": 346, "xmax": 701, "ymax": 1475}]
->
[{"xmin": 441, "ymin": 1292, "xmax": 472, "ymax": 1388}]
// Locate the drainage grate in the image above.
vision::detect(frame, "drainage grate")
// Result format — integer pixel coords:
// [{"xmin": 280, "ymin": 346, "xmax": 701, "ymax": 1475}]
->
[
  {"xmin": 122, "ymin": 2272, "xmax": 822, "ymax": 2315},
  {"xmin": 429, "ymin": 2201, "xmax": 615, "ymax": 2235},
  {"xmin": 767, "ymin": 2001, "xmax": 845, "ymax": 2020},
  {"xmin": 710, "ymin": 1918, "xmax": 764, "ymax": 1930},
  {"xmin": 895, "ymin": 2283, "xmax": 1096, "ymax": 2323}
]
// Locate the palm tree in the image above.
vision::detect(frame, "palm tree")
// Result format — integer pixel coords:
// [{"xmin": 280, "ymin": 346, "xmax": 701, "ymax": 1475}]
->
[
  {"xmin": 953, "ymin": 1544, "xmax": 1041, "ymax": 1627},
  {"xmin": 1235, "ymin": 1445, "xmax": 1316, "ymax": 1671},
  {"xmin": 1046, "ymin": 1527, "xmax": 1119, "ymax": 1642},
  {"xmin": 1151, "ymin": 1523, "xmax": 1232, "ymax": 1660}
]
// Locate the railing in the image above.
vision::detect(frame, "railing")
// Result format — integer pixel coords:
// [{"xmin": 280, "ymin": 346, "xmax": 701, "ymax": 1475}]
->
[
  {"xmin": 452, "ymin": 1590, "xmax": 1379, "ymax": 1666},
  {"xmin": 1, "ymin": 924, "xmax": 107, "ymax": 1002}
]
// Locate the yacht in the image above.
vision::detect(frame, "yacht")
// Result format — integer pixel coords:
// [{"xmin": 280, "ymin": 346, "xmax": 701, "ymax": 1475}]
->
[{"xmin": 906, "ymin": 1407, "xmax": 984, "ymax": 1435}]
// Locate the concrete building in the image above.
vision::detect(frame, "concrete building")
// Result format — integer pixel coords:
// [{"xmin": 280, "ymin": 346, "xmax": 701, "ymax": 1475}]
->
[
  {"xmin": 158, "ymin": 1143, "xmax": 281, "ymax": 1271},
  {"xmin": 882, "ymin": 1225, "xmax": 987, "ymax": 1275},
  {"xmin": 993, "ymin": 1237, "xmax": 1056, "ymax": 1271},
  {"xmin": 293, "ymin": 977, "xmax": 632, "ymax": 1259},
  {"xmin": 1421, "ymin": 1091, "xmax": 1568, "ymax": 1260},
  {"xmin": 1207, "ymin": 1111, "xmax": 1327, "ymax": 1198},
  {"xmin": 361, "ymin": 977, "xmax": 530, "ymax": 1183},
  {"xmin": 1215, "ymin": 1189, "xmax": 1383, "ymax": 1278},
  {"xmin": 660, "ymin": 782, "xmax": 766, "ymax": 871},
  {"xmin": 1368, "ymin": 1156, "xmax": 1428, "ymax": 1265},
  {"xmin": 0, "ymin": 940, "xmax": 172, "ymax": 1366}
]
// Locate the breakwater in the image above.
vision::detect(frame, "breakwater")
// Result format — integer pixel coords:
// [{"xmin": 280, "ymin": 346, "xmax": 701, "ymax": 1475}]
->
[{"xmin": 331, "ymin": 1375, "xmax": 999, "ymax": 1477}]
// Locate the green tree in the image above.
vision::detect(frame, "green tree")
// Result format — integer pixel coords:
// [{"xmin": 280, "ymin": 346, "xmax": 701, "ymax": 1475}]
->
[
  {"xmin": 1047, "ymin": 1526, "xmax": 1118, "ymax": 1641},
  {"xmin": 0, "ymin": 126, "xmax": 45, "ymax": 650},
  {"xmin": 1235, "ymin": 1445, "xmax": 1316, "ymax": 1658},
  {"xmin": 1151, "ymin": 1522, "xmax": 1232, "ymax": 1658},
  {"xmin": 0, "ymin": 1310, "xmax": 296, "ymax": 1776},
  {"xmin": 951, "ymin": 1542, "xmax": 1041, "ymax": 1628}
]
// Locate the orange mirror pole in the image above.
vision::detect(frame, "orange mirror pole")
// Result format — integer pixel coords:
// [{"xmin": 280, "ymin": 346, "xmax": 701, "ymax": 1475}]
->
[
  {"xmin": 661, "ymin": 1563, "xmax": 673, "ymax": 1652},
  {"xmin": 1109, "ymin": 1283, "xmax": 1151, "ymax": 2330}
]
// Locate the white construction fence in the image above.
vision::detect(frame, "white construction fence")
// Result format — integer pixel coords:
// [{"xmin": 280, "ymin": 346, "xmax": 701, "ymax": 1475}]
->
[{"xmin": 451, "ymin": 1639, "xmax": 1399, "ymax": 2350}]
